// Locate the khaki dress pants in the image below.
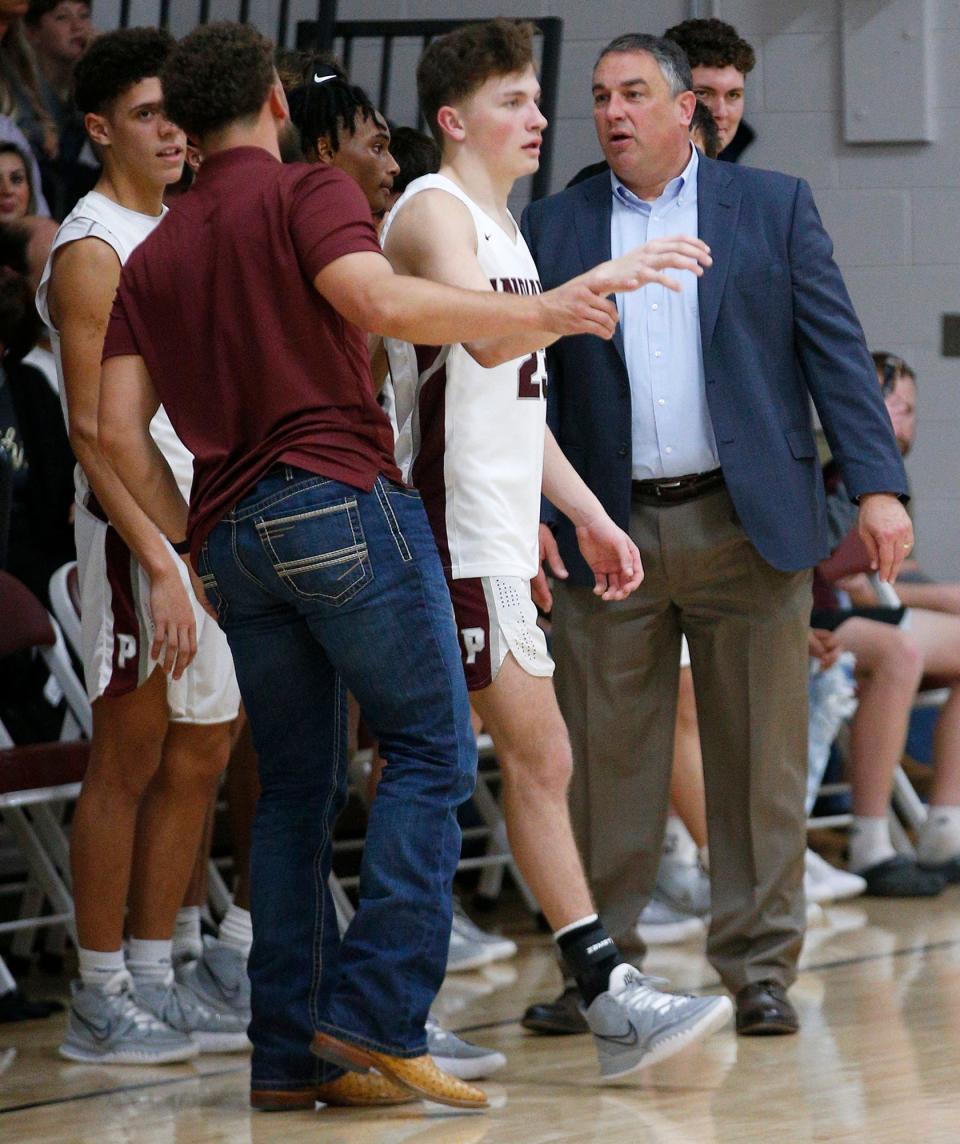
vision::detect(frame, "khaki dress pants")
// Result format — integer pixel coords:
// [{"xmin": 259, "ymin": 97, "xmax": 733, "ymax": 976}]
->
[{"xmin": 553, "ymin": 485, "xmax": 812, "ymax": 992}]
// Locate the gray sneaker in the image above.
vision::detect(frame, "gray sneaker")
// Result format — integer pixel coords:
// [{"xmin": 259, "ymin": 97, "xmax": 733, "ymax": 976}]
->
[
  {"xmin": 135, "ymin": 968, "xmax": 250, "ymax": 1053},
  {"xmin": 426, "ymin": 1014, "xmax": 507, "ymax": 1079},
  {"xmin": 634, "ymin": 897, "xmax": 707, "ymax": 946},
  {"xmin": 59, "ymin": 969, "xmax": 198, "ymax": 1065},
  {"xmin": 446, "ymin": 899, "xmax": 518, "ymax": 973},
  {"xmin": 655, "ymin": 849, "xmax": 711, "ymax": 917},
  {"xmin": 586, "ymin": 963, "xmax": 732, "ymax": 1080},
  {"xmin": 175, "ymin": 936, "xmax": 251, "ymax": 1024}
]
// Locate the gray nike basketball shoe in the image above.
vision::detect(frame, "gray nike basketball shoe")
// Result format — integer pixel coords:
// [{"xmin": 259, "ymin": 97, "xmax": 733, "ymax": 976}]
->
[
  {"xmin": 586, "ymin": 963, "xmax": 732, "ymax": 1079},
  {"xmin": 136, "ymin": 968, "xmax": 250, "ymax": 1053},
  {"xmin": 59, "ymin": 969, "xmax": 198, "ymax": 1064},
  {"xmin": 175, "ymin": 936, "xmax": 251, "ymax": 1026}
]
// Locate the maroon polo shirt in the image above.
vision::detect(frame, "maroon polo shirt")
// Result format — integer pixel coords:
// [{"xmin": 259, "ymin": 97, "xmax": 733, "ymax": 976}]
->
[{"xmin": 102, "ymin": 146, "xmax": 402, "ymax": 559}]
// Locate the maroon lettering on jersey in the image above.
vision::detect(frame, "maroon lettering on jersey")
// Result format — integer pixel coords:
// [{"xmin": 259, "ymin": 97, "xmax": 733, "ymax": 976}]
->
[
  {"xmin": 518, "ymin": 353, "xmax": 545, "ymax": 400},
  {"xmin": 490, "ymin": 277, "xmax": 542, "ymax": 297}
]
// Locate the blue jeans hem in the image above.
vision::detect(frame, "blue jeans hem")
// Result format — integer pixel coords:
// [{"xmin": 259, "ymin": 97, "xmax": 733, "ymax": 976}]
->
[{"xmin": 315, "ymin": 1018, "xmax": 428, "ymax": 1058}]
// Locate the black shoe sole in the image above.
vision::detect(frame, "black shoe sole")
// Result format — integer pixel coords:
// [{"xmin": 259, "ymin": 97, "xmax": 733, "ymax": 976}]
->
[{"xmin": 736, "ymin": 1020, "xmax": 799, "ymax": 1036}]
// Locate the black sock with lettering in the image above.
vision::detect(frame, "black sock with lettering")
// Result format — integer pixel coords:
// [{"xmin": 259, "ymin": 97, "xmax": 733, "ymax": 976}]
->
[{"xmin": 555, "ymin": 916, "xmax": 623, "ymax": 1005}]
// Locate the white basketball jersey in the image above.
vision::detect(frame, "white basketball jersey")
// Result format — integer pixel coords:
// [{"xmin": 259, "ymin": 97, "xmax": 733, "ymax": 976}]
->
[
  {"xmin": 36, "ymin": 191, "xmax": 194, "ymax": 510},
  {"xmin": 384, "ymin": 174, "xmax": 547, "ymax": 580}
]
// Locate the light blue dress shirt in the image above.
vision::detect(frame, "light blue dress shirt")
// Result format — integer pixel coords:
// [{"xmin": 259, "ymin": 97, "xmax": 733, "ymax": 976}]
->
[{"xmin": 611, "ymin": 144, "xmax": 720, "ymax": 480}]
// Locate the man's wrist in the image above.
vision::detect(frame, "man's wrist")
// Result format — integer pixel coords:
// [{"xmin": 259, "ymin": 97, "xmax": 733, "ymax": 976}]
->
[{"xmin": 856, "ymin": 491, "xmax": 904, "ymax": 505}]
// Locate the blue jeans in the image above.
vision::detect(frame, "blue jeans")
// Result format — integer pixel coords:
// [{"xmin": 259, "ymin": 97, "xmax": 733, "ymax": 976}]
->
[{"xmin": 198, "ymin": 467, "xmax": 476, "ymax": 1091}]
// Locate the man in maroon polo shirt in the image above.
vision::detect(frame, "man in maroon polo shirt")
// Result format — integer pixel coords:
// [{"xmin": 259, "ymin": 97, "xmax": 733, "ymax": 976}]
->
[{"xmin": 96, "ymin": 22, "xmax": 708, "ymax": 1113}]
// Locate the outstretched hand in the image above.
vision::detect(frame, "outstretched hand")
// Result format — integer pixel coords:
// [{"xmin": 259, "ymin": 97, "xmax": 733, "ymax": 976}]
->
[
  {"xmin": 587, "ymin": 235, "xmax": 712, "ymax": 297},
  {"xmin": 575, "ymin": 515, "xmax": 644, "ymax": 601},
  {"xmin": 537, "ymin": 236, "xmax": 711, "ymax": 342}
]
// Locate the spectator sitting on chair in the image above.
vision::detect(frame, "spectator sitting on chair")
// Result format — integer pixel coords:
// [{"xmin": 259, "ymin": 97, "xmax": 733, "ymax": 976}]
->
[
  {"xmin": 814, "ymin": 355, "xmax": 960, "ymax": 893},
  {"xmin": 870, "ymin": 356, "xmax": 960, "ymax": 616}
]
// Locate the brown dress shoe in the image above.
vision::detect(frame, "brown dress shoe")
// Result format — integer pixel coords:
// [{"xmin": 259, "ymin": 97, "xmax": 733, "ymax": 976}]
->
[
  {"xmin": 250, "ymin": 1070, "xmax": 417, "ymax": 1111},
  {"xmin": 734, "ymin": 981, "xmax": 799, "ymax": 1036},
  {"xmin": 311, "ymin": 1031, "xmax": 489, "ymax": 1110}
]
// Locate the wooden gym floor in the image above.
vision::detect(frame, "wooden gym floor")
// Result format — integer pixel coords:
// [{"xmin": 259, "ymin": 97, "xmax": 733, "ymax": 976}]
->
[{"xmin": 3, "ymin": 886, "xmax": 960, "ymax": 1143}]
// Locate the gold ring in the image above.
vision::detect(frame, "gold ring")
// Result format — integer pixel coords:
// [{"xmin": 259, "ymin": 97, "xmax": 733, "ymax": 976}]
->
[{"xmin": 903, "ymin": 543, "xmax": 912, "ymax": 550}]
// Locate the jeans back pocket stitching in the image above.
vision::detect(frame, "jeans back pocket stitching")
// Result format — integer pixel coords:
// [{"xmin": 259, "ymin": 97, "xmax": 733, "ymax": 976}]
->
[
  {"xmin": 375, "ymin": 480, "xmax": 412, "ymax": 563},
  {"xmin": 256, "ymin": 500, "xmax": 359, "ymax": 533},
  {"xmin": 197, "ymin": 544, "xmax": 228, "ymax": 622},
  {"xmin": 230, "ymin": 519, "xmax": 268, "ymax": 592},
  {"xmin": 233, "ymin": 476, "xmax": 332, "ymax": 521},
  {"xmin": 257, "ymin": 501, "xmax": 371, "ymax": 603}
]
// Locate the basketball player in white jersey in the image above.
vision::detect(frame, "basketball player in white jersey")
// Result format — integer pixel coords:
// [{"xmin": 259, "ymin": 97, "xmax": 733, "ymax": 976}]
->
[
  {"xmin": 36, "ymin": 29, "xmax": 245, "ymax": 1064},
  {"xmin": 383, "ymin": 19, "xmax": 731, "ymax": 1080}
]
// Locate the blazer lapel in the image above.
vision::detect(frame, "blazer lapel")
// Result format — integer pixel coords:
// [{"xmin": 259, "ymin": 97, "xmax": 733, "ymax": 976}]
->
[
  {"xmin": 697, "ymin": 157, "xmax": 740, "ymax": 350},
  {"xmin": 575, "ymin": 174, "xmax": 626, "ymax": 365}
]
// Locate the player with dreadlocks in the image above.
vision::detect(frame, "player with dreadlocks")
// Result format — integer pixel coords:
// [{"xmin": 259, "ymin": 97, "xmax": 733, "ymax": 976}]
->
[{"xmin": 288, "ymin": 68, "xmax": 398, "ymax": 227}]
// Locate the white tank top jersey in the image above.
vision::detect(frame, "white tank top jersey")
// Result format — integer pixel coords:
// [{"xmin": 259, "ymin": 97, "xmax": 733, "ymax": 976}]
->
[
  {"xmin": 383, "ymin": 174, "xmax": 548, "ymax": 581},
  {"xmin": 36, "ymin": 190, "xmax": 194, "ymax": 510}
]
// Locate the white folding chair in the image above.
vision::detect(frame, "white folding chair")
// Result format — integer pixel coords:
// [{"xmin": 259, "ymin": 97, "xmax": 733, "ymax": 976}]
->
[{"xmin": 0, "ymin": 571, "xmax": 92, "ymax": 980}]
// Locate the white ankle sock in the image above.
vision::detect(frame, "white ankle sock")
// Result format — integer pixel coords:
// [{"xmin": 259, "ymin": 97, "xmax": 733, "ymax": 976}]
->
[
  {"xmin": 552, "ymin": 913, "xmax": 598, "ymax": 942},
  {"xmin": 217, "ymin": 904, "xmax": 253, "ymax": 955},
  {"xmin": 849, "ymin": 816, "xmax": 896, "ymax": 873},
  {"xmin": 173, "ymin": 906, "xmax": 203, "ymax": 964},
  {"xmin": 127, "ymin": 937, "xmax": 173, "ymax": 985},
  {"xmin": 917, "ymin": 805, "xmax": 960, "ymax": 864},
  {"xmin": 78, "ymin": 947, "xmax": 126, "ymax": 988}
]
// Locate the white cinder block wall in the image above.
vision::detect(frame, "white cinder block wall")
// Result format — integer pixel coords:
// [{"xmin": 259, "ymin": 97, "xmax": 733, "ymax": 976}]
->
[{"xmin": 94, "ymin": 0, "xmax": 960, "ymax": 575}]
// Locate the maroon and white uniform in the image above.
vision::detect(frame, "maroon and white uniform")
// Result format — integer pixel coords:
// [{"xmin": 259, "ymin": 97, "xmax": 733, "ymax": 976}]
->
[
  {"xmin": 384, "ymin": 174, "xmax": 553, "ymax": 689},
  {"xmin": 36, "ymin": 191, "xmax": 239, "ymax": 720}
]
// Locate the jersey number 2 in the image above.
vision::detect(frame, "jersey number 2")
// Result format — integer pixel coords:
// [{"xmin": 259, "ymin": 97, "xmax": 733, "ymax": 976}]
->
[{"xmin": 517, "ymin": 352, "xmax": 547, "ymax": 400}]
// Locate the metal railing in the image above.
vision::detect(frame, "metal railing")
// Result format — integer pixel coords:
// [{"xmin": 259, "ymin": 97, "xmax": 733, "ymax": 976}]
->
[{"xmin": 116, "ymin": 0, "xmax": 334, "ymax": 49}]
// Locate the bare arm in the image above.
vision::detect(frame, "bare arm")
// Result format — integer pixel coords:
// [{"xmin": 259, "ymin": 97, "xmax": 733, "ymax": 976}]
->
[
  {"xmin": 49, "ymin": 239, "xmax": 197, "ymax": 675},
  {"xmin": 382, "ymin": 189, "xmax": 553, "ymax": 366},
  {"xmin": 314, "ymin": 247, "xmax": 623, "ymax": 347},
  {"xmin": 382, "ymin": 190, "xmax": 713, "ymax": 367},
  {"xmin": 540, "ymin": 426, "xmax": 643, "ymax": 601},
  {"xmin": 98, "ymin": 355, "xmax": 187, "ymax": 541},
  {"xmin": 98, "ymin": 353, "xmax": 217, "ymax": 625}
]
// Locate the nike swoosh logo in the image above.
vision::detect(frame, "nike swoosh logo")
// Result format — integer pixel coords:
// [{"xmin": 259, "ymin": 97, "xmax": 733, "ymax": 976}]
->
[
  {"xmin": 76, "ymin": 1011, "xmax": 112, "ymax": 1041},
  {"xmin": 596, "ymin": 1025, "xmax": 639, "ymax": 1047},
  {"xmin": 484, "ymin": 233, "xmax": 492, "ymax": 241}
]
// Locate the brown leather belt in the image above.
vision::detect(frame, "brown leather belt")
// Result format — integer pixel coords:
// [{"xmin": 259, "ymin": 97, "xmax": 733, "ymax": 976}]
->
[{"xmin": 631, "ymin": 468, "xmax": 724, "ymax": 504}]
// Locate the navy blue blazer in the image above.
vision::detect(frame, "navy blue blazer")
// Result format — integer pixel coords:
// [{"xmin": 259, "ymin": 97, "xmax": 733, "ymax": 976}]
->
[{"xmin": 520, "ymin": 156, "xmax": 908, "ymax": 580}]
